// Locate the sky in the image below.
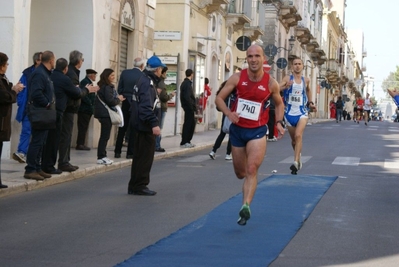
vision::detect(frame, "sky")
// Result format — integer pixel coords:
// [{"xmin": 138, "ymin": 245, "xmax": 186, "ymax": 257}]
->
[{"xmin": 345, "ymin": 0, "xmax": 398, "ymax": 101}]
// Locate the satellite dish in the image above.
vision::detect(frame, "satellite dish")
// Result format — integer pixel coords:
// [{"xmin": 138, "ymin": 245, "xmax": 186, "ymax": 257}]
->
[
  {"xmin": 276, "ymin": 58, "xmax": 287, "ymax": 69},
  {"xmin": 236, "ymin": 36, "xmax": 251, "ymax": 51}
]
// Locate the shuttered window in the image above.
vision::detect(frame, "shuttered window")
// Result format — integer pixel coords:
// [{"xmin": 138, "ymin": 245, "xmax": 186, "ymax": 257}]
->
[{"xmin": 119, "ymin": 27, "xmax": 129, "ymax": 74}]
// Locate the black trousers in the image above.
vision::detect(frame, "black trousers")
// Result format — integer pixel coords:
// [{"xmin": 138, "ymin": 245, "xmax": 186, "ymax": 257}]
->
[
  {"xmin": 25, "ymin": 129, "xmax": 48, "ymax": 173},
  {"xmin": 0, "ymin": 142, "xmax": 3, "ymax": 184},
  {"xmin": 180, "ymin": 108, "xmax": 196, "ymax": 145},
  {"xmin": 42, "ymin": 111, "xmax": 63, "ymax": 172},
  {"xmin": 97, "ymin": 117, "xmax": 112, "ymax": 159},
  {"xmin": 58, "ymin": 112, "xmax": 74, "ymax": 167},
  {"xmin": 128, "ymin": 129, "xmax": 155, "ymax": 191},
  {"xmin": 267, "ymin": 109, "xmax": 276, "ymax": 139},
  {"xmin": 115, "ymin": 100, "xmax": 133, "ymax": 155},
  {"xmin": 212, "ymin": 115, "xmax": 231, "ymax": 154},
  {"xmin": 76, "ymin": 112, "xmax": 92, "ymax": 146}
]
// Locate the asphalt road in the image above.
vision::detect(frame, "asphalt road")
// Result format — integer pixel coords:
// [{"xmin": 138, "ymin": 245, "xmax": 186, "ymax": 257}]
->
[{"xmin": 1, "ymin": 120, "xmax": 398, "ymax": 267}]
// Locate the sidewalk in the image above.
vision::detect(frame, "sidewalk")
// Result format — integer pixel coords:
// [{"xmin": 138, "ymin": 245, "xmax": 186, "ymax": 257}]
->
[{"xmin": 0, "ymin": 119, "xmax": 330, "ymax": 198}]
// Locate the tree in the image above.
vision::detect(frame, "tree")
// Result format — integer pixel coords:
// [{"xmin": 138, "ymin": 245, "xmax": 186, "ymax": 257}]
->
[{"xmin": 382, "ymin": 66, "xmax": 399, "ymax": 93}]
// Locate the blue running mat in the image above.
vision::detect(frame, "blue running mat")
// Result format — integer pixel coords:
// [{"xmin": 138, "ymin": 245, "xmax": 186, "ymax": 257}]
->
[{"xmin": 116, "ymin": 174, "xmax": 338, "ymax": 267}]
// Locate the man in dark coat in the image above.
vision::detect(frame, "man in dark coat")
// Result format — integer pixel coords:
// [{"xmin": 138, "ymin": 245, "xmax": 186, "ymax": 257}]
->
[
  {"xmin": 127, "ymin": 55, "xmax": 164, "ymax": 196},
  {"xmin": 58, "ymin": 50, "xmax": 98, "ymax": 172},
  {"xmin": 114, "ymin": 57, "xmax": 145, "ymax": 159},
  {"xmin": 179, "ymin": 69, "xmax": 196, "ymax": 147},
  {"xmin": 76, "ymin": 68, "xmax": 97, "ymax": 150},
  {"xmin": 42, "ymin": 58, "xmax": 95, "ymax": 174},
  {"xmin": 24, "ymin": 51, "xmax": 56, "ymax": 181},
  {"xmin": 0, "ymin": 52, "xmax": 24, "ymax": 188}
]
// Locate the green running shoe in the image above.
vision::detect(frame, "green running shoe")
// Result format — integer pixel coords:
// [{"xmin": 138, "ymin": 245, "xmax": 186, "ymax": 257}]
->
[{"xmin": 237, "ymin": 203, "xmax": 251, "ymax": 226}]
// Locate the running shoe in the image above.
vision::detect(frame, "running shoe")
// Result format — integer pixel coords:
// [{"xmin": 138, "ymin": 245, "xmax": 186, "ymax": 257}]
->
[
  {"xmin": 225, "ymin": 154, "xmax": 232, "ymax": 160},
  {"xmin": 267, "ymin": 136, "xmax": 277, "ymax": 142},
  {"xmin": 298, "ymin": 154, "xmax": 302, "ymax": 170},
  {"xmin": 290, "ymin": 161, "xmax": 299, "ymax": 175},
  {"xmin": 97, "ymin": 157, "xmax": 113, "ymax": 165},
  {"xmin": 237, "ymin": 203, "xmax": 251, "ymax": 226},
  {"xmin": 13, "ymin": 152, "xmax": 26, "ymax": 163},
  {"xmin": 209, "ymin": 151, "xmax": 216, "ymax": 160}
]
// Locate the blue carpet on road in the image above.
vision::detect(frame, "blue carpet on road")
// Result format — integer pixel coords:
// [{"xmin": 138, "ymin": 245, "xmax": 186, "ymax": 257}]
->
[{"xmin": 116, "ymin": 174, "xmax": 337, "ymax": 267}]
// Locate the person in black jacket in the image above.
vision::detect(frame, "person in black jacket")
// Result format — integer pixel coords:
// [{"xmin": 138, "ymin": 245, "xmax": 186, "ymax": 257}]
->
[
  {"xmin": 114, "ymin": 57, "xmax": 145, "ymax": 159},
  {"xmin": 59, "ymin": 50, "xmax": 99, "ymax": 172},
  {"xmin": 24, "ymin": 51, "xmax": 56, "ymax": 181},
  {"xmin": 180, "ymin": 69, "xmax": 196, "ymax": 148},
  {"xmin": 94, "ymin": 68, "xmax": 125, "ymax": 165},
  {"xmin": 0, "ymin": 52, "xmax": 24, "ymax": 188},
  {"xmin": 76, "ymin": 68, "xmax": 97, "ymax": 150},
  {"xmin": 42, "ymin": 58, "xmax": 96, "ymax": 174},
  {"xmin": 127, "ymin": 56, "xmax": 163, "ymax": 196}
]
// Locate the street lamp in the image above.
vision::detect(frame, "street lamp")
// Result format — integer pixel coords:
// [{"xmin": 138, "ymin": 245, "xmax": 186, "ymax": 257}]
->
[{"xmin": 264, "ymin": 35, "xmax": 296, "ymax": 58}]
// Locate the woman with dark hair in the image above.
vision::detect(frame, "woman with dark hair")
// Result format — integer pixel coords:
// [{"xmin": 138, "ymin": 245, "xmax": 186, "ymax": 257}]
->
[
  {"xmin": 0, "ymin": 52, "xmax": 24, "ymax": 188},
  {"xmin": 94, "ymin": 68, "xmax": 125, "ymax": 165}
]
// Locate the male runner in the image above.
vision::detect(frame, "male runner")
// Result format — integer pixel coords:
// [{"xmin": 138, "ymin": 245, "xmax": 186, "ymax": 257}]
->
[
  {"xmin": 280, "ymin": 57, "xmax": 316, "ymax": 174},
  {"xmin": 215, "ymin": 44, "xmax": 285, "ymax": 226},
  {"xmin": 388, "ymin": 88, "xmax": 399, "ymax": 108}
]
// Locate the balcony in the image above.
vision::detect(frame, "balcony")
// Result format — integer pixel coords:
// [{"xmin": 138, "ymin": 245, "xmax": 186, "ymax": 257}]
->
[
  {"xmin": 226, "ymin": 13, "xmax": 251, "ymax": 31},
  {"xmin": 199, "ymin": 0, "xmax": 229, "ymax": 13},
  {"xmin": 306, "ymin": 39, "xmax": 319, "ymax": 53},
  {"xmin": 295, "ymin": 26, "xmax": 313, "ymax": 45},
  {"xmin": 243, "ymin": 25, "xmax": 264, "ymax": 41},
  {"xmin": 279, "ymin": 3, "xmax": 301, "ymax": 31}
]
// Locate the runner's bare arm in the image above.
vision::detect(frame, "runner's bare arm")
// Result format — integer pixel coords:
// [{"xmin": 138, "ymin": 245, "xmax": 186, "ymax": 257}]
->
[{"xmin": 279, "ymin": 75, "xmax": 291, "ymax": 91}]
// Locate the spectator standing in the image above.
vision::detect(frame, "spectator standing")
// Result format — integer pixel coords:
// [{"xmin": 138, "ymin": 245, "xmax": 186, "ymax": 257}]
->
[
  {"xmin": 76, "ymin": 69, "xmax": 98, "ymax": 150},
  {"xmin": 335, "ymin": 96, "xmax": 344, "ymax": 123},
  {"xmin": 267, "ymin": 97, "xmax": 278, "ymax": 141},
  {"xmin": 114, "ymin": 57, "xmax": 145, "ymax": 159},
  {"xmin": 198, "ymin": 77, "xmax": 212, "ymax": 123},
  {"xmin": 209, "ymin": 81, "xmax": 233, "ymax": 160},
  {"xmin": 127, "ymin": 56, "xmax": 164, "ymax": 196},
  {"xmin": 13, "ymin": 52, "xmax": 42, "ymax": 164},
  {"xmin": 24, "ymin": 51, "xmax": 56, "ymax": 181},
  {"xmin": 94, "ymin": 68, "xmax": 124, "ymax": 165},
  {"xmin": 180, "ymin": 69, "xmax": 196, "ymax": 148},
  {"xmin": 329, "ymin": 100, "xmax": 336, "ymax": 119},
  {"xmin": 155, "ymin": 66, "xmax": 175, "ymax": 152},
  {"xmin": 42, "ymin": 58, "xmax": 96, "ymax": 174},
  {"xmin": 0, "ymin": 52, "xmax": 24, "ymax": 188},
  {"xmin": 58, "ymin": 50, "xmax": 85, "ymax": 172}
]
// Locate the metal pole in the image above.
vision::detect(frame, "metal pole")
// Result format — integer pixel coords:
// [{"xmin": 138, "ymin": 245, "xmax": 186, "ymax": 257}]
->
[{"xmin": 174, "ymin": 53, "xmax": 180, "ymax": 136}]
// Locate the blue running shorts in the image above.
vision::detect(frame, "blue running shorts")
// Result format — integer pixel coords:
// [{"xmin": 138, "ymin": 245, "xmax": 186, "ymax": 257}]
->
[
  {"xmin": 394, "ymin": 95, "xmax": 399, "ymax": 108},
  {"xmin": 284, "ymin": 114, "xmax": 308, "ymax": 127},
  {"xmin": 229, "ymin": 124, "xmax": 268, "ymax": 147}
]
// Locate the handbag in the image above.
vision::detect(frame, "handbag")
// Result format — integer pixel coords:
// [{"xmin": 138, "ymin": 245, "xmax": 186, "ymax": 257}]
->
[
  {"xmin": 222, "ymin": 95, "xmax": 233, "ymax": 134},
  {"xmin": 27, "ymin": 101, "xmax": 56, "ymax": 130},
  {"xmin": 222, "ymin": 115, "xmax": 232, "ymax": 134},
  {"xmin": 97, "ymin": 95, "xmax": 123, "ymax": 126}
]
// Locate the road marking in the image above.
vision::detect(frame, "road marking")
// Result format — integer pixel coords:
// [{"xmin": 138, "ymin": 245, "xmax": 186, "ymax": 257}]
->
[
  {"xmin": 332, "ymin": 157, "xmax": 360, "ymax": 166},
  {"xmin": 384, "ymin": 159, "xmax": 399, "ymax": 169},
  {"xmin": 279, "ymin": 156, "xmax": 312, "ymax": 164},
  {"xmin": 177, "ymin": 155, "xmax": 210, "ymax": 163}
]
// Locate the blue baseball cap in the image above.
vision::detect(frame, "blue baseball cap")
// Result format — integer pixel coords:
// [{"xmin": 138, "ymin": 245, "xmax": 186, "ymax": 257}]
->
[{"xmin": 147, "ymin": 56, "xmax": 166, "ymax": 68}]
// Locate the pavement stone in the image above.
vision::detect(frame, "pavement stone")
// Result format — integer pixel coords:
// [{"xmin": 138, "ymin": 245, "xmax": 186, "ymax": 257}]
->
[{"xmin": 0, "ymin": 119, "xmax": 330, "ymax": 198}]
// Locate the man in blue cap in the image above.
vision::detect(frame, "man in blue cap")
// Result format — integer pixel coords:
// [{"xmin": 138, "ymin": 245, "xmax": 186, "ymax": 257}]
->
[{"xmin": 127, "ymin": 55, "xmax": 165, "ymax": 196}]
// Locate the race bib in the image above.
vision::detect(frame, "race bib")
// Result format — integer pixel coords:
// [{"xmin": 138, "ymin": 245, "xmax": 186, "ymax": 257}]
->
[
  {"xmin": 288, "ymin": 93, "xmax": 303, "ymax": 106},
  {"xmin": 236, "ymin": 98, "xmax": 261, "ymax": 121}
]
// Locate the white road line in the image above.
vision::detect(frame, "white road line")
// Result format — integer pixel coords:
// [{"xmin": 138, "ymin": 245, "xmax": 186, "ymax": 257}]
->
[
  {"xmin": 279, "ymin": 156, "xmax": 312, "ymax": 164},
  {"xmin": 332, "ymin": 157, "xmax": 360, "ymax": 166},
  {"xmin": 384, "ymin": 159, "xmax": 399, "ymax": 169},
  {"xmin": 177, "ymin": 155, "xmax": 211, "ymax": 163}
]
